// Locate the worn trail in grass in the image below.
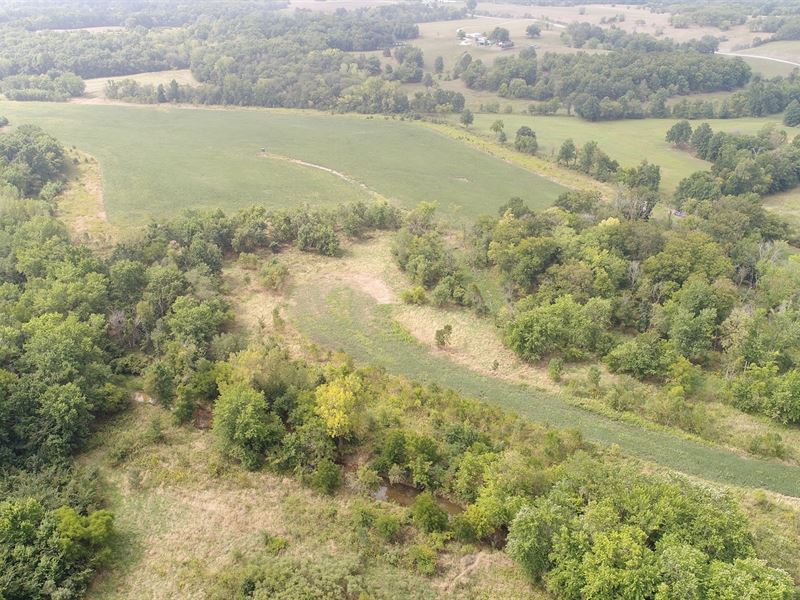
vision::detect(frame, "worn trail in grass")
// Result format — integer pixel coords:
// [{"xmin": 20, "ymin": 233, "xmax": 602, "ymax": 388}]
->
[{"xmin": 292, "ymin": 285, "xmax": 800, "ymax": 497}]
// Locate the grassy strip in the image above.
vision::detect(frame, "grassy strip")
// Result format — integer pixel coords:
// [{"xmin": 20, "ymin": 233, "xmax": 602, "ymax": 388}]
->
[
  {"xmin": 417, "ymin": 120, "xmax": 614, "ymax": 199},
  {"xmin": 461, "ymin": 114, "xmax": 788, "ymax": 193},
  {"xmin": 290, "ymin": 284, "xmax": 800, "ymax": 497},
  {"xmin": 56, "ymin": 150, "xmax": 122, "ymax": 252}
]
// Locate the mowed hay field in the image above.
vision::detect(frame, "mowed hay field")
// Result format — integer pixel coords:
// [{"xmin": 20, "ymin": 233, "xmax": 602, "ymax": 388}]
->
[
  {"xmin": 0, "ymin": 102, "xmax": 566, "ymax": 225},
  {"xmin": 82, "ymin": 69, "xmax": 199, "ymax": 99},
  {"xmin": 732, "ymin": 40, "xmax": 800, "ymax": 66},
  {"xmin": 468, "ymin": 114, "xmax": 788, "ymax": 192},
  {"xmin": 765, "ymin": 188, "xmax": 800, "ymax": 227},
  {"xmin": 736, "ymin": 55, "xmax": 799, "ymax": 78},
  {"xmin": 414, "ymin": 16, "xmax": 572, "ymax": 69},
  {"xmin": 397, "ymin": 15, "xmax": 590, "ymax": 109}
]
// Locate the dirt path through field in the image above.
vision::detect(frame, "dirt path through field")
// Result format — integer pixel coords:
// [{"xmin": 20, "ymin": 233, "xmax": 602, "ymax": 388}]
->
[
  {"xmin": 443, "ymin": 553, "xmax": 488, "ymax": 594},
  {"xmin": 258, "ymin": 151, "xmax": 399, "ymax": 206},
  {"xmin": 260, "ymin": 152, "xmax": 366, "ymax": 187},
  {"xmin": 718, "ymin": 51, "xmax": 800, "ymax": 68}
]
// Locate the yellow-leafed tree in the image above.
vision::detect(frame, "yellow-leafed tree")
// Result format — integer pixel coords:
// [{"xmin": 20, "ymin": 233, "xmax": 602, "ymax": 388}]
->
[{"xmin": 314, "ymin": 373, "xmax": 364, "ymax": 439}]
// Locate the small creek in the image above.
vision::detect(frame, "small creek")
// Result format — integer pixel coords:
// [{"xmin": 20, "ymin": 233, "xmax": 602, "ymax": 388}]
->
[
  {"xmin": 371, "ymin": 481, "xmax": 463, "ymax": 515},
  {"xmin": 342, "ymin": 455, "xmax": 464, "ymax": 515}
]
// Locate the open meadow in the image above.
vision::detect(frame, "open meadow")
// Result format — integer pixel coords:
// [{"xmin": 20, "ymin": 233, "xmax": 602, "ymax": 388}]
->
[
  {"xmin": 732, "ymin": 54, "xmax": 799, "ymax": 78},
  {"xmin": 765, "ymin": 188, "xmax": 800, "ymax": 227},
  {"xmin": 730, "ymin": 40, "xmax": 800, "ymax": 66},
  {"xmin": 465, "ymin": 114, "xmax": 789, "ymax": 192},
  {"xmin": 81, "ymin": 69, "xmax": 199, "ymax": 99},
  {"xmin": 0, "ymin": 102, "xmax": 566, "ymax": 224}
]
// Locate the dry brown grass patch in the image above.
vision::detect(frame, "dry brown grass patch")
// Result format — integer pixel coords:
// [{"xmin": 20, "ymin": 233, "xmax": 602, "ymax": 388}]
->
[
  {"xmin": 85, "ymin": 403, "xmax": 356, "ymax": 599},
  {"xmin": 56, "ymin": 150, "xmax": 122, "ymax": 253}
]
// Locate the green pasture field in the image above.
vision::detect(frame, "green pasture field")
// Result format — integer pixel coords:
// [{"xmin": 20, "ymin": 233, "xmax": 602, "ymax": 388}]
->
[
  {"xmin": 0, "ymin": 102, "xmax": 566, "ymax": 225},
  {"xmin": 738, "ymin": 55, "xmax": 798, "ymax": 78},
  {"xmin": 764, "ymin": 188, "xmax": 800, "ymax": 227},
  {"xmin": 733, "ymin": 40, "xmax": 800, "ymax": 67},
  {"xmin": 291, "ymin": 282, "xmax": 800, "ymax": 496},
  {"xmin": 465, "ymin": 114, "xmax": 787, "ymax": 192}
]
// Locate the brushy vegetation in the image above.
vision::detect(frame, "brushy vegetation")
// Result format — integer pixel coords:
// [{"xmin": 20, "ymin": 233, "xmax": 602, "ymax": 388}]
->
[
  {"xmin": 291, "ymin": 270, "xmax": 800, "ymax": 495},
  {"xmin": 202, "ymin": 342, "xmax": 795, "ymax": 598},
  {"xmin": 393, "ymin": 202, "xmax": 487, "ymax": 314}
]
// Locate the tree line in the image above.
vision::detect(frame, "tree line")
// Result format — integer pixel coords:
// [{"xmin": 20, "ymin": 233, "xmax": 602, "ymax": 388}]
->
[
  {"xmin": 0, "ymin": 0, "xmax": 240, "ymax": 30},
  {"xmin": 560, "ymin": 20, "xmax": 720, "ymax": 54},
  {"xmin": 453, "ymin": 47, "xmax": 751, "ymax": 121},
  {"xmin": 0, "ymin": 70, "xmax": 85, "ymax": 101},
  {"xmin": 1, "ymin": 126, "xmax": 114, "ymax": 599},
  {"xmin": 0, "ymin": 26, "xmax": 190, "ymax": 79}
]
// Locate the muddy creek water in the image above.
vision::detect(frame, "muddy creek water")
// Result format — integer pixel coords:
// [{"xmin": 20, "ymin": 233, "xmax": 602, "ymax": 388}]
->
[{"xmin": 372, "ymin": 481, "xmax": 462, "ymax": 515}]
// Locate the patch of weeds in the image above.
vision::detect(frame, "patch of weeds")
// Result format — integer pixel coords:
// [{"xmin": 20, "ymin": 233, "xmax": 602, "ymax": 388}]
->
[
  {"xmin": 401, "ymin": 286, "xmax": 427, "ymax": 305},
  {"xmin": 375, "ymin": 513, "xmax": 403, "ymax": 544},
  {"xmin": 262, "ymin": 531, "xmax": 288, "ymax": 555},
  {"xmin": 206, "ymin": 456, "xmax": 227, "ymax": 478},
  {"xmin": 143, "ymin": 416, "xmax": 167, "ymax": 445},
  {"xmin": 749, "ymin": 432, "xmax": 787, "ymax": 460},
  {"xmin": 107, "ymin": 433, "xmax": 140, "ymax": 466},
  {"xmin": 127, "ymin": 466, "xmax": 142, "ymax": 491},
  {"xmin": 109, "ymin": 415, "xmax": 168, "ymax": 466},
  {"xmin": 310, "ymin": 458, "xmax": 342, "ymax": 495},
  {"xmin": 408, "ymin": 544, "xmax": 437, "ymax": 575},
  {"xmin": 548, "ymin": 357, "xmax": 564, "ymax": 382}
]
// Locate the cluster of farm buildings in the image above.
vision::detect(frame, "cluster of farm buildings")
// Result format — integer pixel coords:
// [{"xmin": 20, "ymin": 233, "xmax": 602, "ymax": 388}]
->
[{"xmin": 457, "ymin": 29, "xmax": 515, "ymax": 49}]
